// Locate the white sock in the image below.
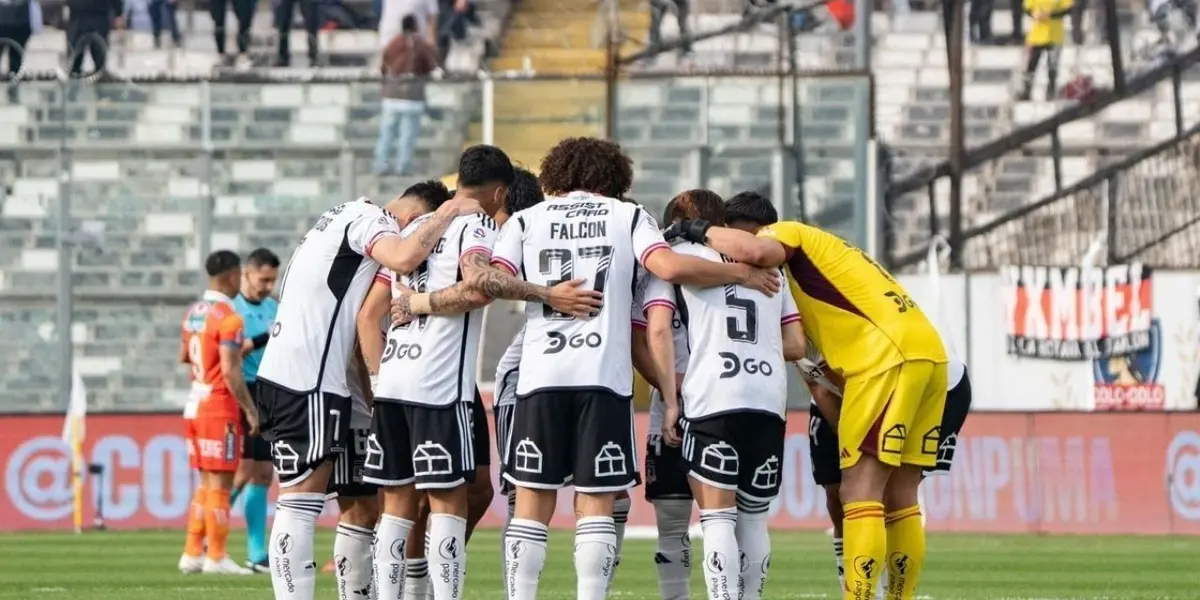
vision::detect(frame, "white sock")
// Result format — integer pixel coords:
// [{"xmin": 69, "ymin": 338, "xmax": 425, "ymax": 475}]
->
[
  {"xmin": 374, "ymin": 514, "xmax": 415, "ymax": 600},
  {"xmin": 428, "ymin": 514, "xmax": 467, "ymax": 600},
  {"xmin": 611, "ymin": 496, "xmax": 631, "ymax": 584},
  {"xmin": 734, "ymin": 498, "xmax": 772, "ymax": 600},
  {"xmin": 505, "ymin": 518, "xmax": 548, "ymax": 600},
  {"xmin": 502, "ymin": 490, "xmax": 516, "ymax": 589},
  {"xmin": 334, "ymin": 522, "xmax": 375, "ymax": 600},
  {"xmin": 574, "ymin": 516, "xmax": 617, "ymax": 600},
  {"xmin": 833, "ymin": 536, "xmax": 845, "ymax": 592},
  {"xmin": 271, "ymin": 492, "xmax": 324, "ymax": 600},
  {"xmin": 422, "ymin": 530, "xmax": 433, "ymax": 600},
  {"xmin": 404, "ymin": 559, "xmax": 429, "ymax": 600},
  {"xmin": 699, "ymin": 508, "xmax": 739, "ymax": 600},
  {"xmin": 652, "ymin": 499, "xmax": 693, "ymax": 600}
]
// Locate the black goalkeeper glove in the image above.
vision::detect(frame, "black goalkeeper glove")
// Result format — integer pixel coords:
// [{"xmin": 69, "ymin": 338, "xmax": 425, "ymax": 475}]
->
[{"xmin": 662, "ymin": 219, "xmax": 711, "ymax": 244}]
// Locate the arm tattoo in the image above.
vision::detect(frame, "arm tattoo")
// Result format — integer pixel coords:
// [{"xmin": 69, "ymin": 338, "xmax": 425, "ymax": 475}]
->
[
  {"xmin": 427, "ymin": 282, "xmax": 492, "ymax": 314},
  {"xmin": 416, "ymin": 210, "xmax": 455, "ymax": 252},
  {"xmin": 463, "ymin": 252, "xmax": 550, "ymax": 303}
]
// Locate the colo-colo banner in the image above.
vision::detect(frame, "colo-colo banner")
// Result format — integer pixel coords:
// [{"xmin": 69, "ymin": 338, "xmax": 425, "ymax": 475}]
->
[{"xmin": 1002, "ymin": 263, "xmax": 1154, "ymax": 361}]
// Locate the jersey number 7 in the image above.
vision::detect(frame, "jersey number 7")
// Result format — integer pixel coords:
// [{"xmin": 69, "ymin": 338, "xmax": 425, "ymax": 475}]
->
[{"xmin": 538, "ymin": 246, "xmax": 613, "ymax": 320}]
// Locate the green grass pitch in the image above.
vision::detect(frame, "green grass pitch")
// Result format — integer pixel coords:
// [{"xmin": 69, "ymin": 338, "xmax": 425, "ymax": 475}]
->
[{"xmin": 0, "ymin": 529, "xmax": 1197, "ymax": 599}]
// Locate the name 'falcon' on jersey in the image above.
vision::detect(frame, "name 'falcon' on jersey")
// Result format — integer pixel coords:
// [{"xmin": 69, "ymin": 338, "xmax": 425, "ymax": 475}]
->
[
  {"xmin": 375, "ymin": 212, "xmax": 497, "ymax": 405},
  {"xmin": 489, "ymin": 192, "xmax": 668, "ymax": 397},
  {"xmin": 257, "ymin": 199, "xmax": 401, "ymax": 397}
]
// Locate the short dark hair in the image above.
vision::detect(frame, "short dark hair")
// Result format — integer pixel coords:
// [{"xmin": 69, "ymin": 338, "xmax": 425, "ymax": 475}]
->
[
  {"xmin": 666, "ymin": 189, "xmax": 725, "ymax": 226},
  {"xmin": 401, "ymin": 14, "xmax": 418, "ymax": 33},
  {"xmin": 458, "ymin": 145, "xmax": 515, "ymax": 188},
  {"xmin": 504, "ymin": 168, "xmax": 544, "ymax": 215},
  {"xmin": 660, "ymin": 198, "xmax": 677, "ymax": 225},
  {"xmin": 245, "ymin": 247, "xmax": 280, "ymax": 269},
  {"xmin": 205, "ymin": 250, "xmax": 241, "ymax": 277},
  {"xmin": 724, "ymin": 191, "xmax": 778, "ymax": 226},
  {"xmin": 539, "ymin": 137, "xmax": 633, "ymax": 198},
  {"xmin": 401, "ymin": 180, "xmax": 453, "ymax": 210}
]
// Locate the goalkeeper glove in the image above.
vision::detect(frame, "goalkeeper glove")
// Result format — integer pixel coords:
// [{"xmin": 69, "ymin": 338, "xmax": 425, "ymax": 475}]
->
[{"xmin": 662, "ymin": 219, "xmax": 711, "ymax": 244}]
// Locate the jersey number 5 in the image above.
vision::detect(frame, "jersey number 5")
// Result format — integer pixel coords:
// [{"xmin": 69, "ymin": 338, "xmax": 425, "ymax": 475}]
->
[
  {"xmin": 724, "ymin": 285, "xmax": 758, "ymax": 344},
  {"xmin": 538, "ymin": 246, "xmax": 613, "ymax": 320}
]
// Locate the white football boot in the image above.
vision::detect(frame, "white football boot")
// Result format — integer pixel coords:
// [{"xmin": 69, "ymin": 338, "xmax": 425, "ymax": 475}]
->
[{"xmin": 202, "ymin": 556, "xmax": 254, "ymax": 575}]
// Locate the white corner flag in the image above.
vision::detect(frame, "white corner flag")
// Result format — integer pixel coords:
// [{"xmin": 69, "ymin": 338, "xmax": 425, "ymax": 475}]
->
[{"xmin": 62, "ymin": 367, "xmax": 88, "ymax": 533}]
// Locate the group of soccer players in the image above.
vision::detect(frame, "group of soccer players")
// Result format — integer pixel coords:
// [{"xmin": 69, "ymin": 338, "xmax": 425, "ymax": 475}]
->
[{"xmin": 175, "ymin": 135, "xmax": 971, "ymax": 600}]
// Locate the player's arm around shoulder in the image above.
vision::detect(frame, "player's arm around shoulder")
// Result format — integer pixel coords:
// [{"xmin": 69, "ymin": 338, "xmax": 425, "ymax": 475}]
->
[
  {"xmin": 367, "ymin": 197, "xmax": 481, "ymax": 275},
  {"xmin": 642, "ymin": 241, "xmax": 781, "ymax": 296},
  {"xmin": 704, "ymin": 225, "xmax": 791, "ymax": 268},
  {"xmin": 399, "ymin": 250, "xmax": 496, "ymax": 321}
]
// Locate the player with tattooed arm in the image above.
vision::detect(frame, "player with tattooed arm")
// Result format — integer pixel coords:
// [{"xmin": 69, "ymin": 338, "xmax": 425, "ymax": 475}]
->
[
  {"xmin": 667, "ymin": 202, "xmax": 948, "ymax": 600},
  {"xmin": 402, "ymin": 137, "xmax": 781, "ymax": 600},
  {"xmin": 254, "ymin": 186, "xmax": 496, "ymax": 600}
]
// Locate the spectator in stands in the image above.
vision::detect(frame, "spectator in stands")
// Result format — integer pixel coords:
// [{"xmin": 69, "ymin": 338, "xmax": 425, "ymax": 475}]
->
[
  {"xmin": 1150, "ymin": 0, "xmax": 1197, "ymax": 45},
  {"xmin": 66, "ymin": 0, "xmax": 123, "ymax": 76},
  {"xmin": 0, "ymin": 0, "xmax": 34, "ymax": 85},
  {"xmin": 211, "ymin": 0, "xmax": 255, "ymax": 67},
  {"xmin": 379, "ymin": 0, "xmax": 435, "ymax": 48},
  {"xmin": 375, "ymin": 13, "xmax": 437, "ymax": 176},
  {"xmin": 275, "ymin": 0, "xmax": 320, "ymax": 66},
  {"xmin": 435, "ymin": 0, "xmax": 471, "ymax": 63},
  {"xmin": 1017, "ymin": 0, "xmax": 1072, "ymax": 101},
  {"xmin": 648, "ymin": 0, "xmax": 691, "ymax": 57},
  {"xmin": 153, "ymin": 0, "xmax": 181, "ymax": 47}
]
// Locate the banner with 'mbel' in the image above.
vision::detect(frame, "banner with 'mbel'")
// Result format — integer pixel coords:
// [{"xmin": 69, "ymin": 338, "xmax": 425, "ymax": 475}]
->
[{"xmin": 1001, "ymin": 263, "xmax": 1154, "ymax": 361}]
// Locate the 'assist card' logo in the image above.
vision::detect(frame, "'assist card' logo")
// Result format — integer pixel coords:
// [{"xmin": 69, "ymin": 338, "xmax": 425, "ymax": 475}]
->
[{"xmin": 1092, "ymin": 318, "xmax": 1164, "ymax": 410}]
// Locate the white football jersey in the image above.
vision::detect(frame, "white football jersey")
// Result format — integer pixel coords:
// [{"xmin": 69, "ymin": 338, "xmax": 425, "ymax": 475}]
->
[
  {"xmin": 667, "ymin": 242, "xmax": 800, "ymax": 420},
  {"xmin": 375, "ymin": 213, "xmax": 498, "ymax": 405},
  {"xmin": 493, "ymin": 328, "xmax": 524, "ymax": 408},
  {"xmin": 490, "ymin": 192, "xmax": 669, "ymax": 398},
  {"xmin": 641, "ymin": 274, "xmax": 693, "ymax": 432},
  {"xmin": 258, "ymin": 198, "xmax": 401, "ymax": 397}
]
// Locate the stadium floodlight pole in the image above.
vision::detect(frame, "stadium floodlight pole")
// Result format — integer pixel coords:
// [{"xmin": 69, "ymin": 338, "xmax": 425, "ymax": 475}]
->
[{"xmin": 946, "ymin": 0, "xmax": 966, "ymax": 269}]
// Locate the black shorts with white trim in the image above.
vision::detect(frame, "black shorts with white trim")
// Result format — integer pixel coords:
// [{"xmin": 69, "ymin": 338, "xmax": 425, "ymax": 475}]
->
[
  {"xmin": 645, "ymin": 432, "xmax": 692, "ymax": 501},
  {"xmin": 327, "ymin": 427, "xmax": 378, "ymax": 499},
  {"xmin": 502, "ymin": 389, "xmax": 639, "ymax": 493},
  {"xmin": 681, "ymin": 411, "xmax": 785, "ymax": 502},
  {"xmin": 254, "ymin": 379, "xmax": 351, "ymax": 488},
  {"xmin": 472, "ymin": 387, "xmax": 490, "ymax": 468},
  {"xmin": 362, "ymin": 401, "xmax": 477, "ymax": 490},
  {"xmin": 494, "ymin": 402, "xmax": 515, "ymax": 496}
]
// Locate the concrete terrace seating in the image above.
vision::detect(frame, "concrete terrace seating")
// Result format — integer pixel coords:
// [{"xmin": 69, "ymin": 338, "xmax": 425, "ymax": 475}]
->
[
  {"xmin": 0, "ymin": 74, "xmax": 484, "ymax": 411},
  {"xmin": 16, "ymin": 0, "xmax": 510, "ymax": 74}
]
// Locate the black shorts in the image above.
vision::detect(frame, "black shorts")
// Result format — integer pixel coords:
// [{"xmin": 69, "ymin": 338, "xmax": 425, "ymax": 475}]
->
[
  {"xmin": 681, "ymin": 411, "xmax": 785, "ymax": 502},
  {"xmin": 502, "ymin": 390, "xmax": 639, "ymax": 493},
  {"xmin": 240, "ymin": 385, "xmax": 272, "ymax": 461},
  {"xmin": 645, "ymin": 433, "xmax": 692, "ymax": 501},
  {"xmin": 494, "ymin": 403, "xmax": 515, "ymax": 495},
  {"xmin": 362, "ymin": 401, "xmax": 477, "ymax": 490},
  {"xmin": 472, "ymin": 388, "xmax": 490, "ymax": 468},
  {"xmin": 328, "ymin": 427, "xmax": 378, "ymax": 498},
  {"xmin": 255, "ymin": 379, "xmax": 351, "ymax": 488},
  {"xmin": 808, "ymin": 370, "xmax": 974, "ymax": 485},
  {"xmin": 927, "ymin": 370, "xmax": 972, "ymax": 476}
]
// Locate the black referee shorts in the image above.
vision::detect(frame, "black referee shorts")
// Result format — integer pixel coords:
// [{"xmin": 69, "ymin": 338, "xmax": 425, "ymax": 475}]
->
[{"xmin": 241, "ymin": 383, "xmax": 272, "ymax": 462}]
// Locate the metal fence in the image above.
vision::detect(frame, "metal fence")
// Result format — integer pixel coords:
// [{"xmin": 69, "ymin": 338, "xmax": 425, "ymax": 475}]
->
[{"xmin": 0, "ymin": 71, "xmax": 872, "ymax": 414}]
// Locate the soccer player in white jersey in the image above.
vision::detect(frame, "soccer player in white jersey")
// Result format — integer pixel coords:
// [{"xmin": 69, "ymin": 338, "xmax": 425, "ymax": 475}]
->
[
  {"xmin": 642, "ymin": 189, "xmax": 807, "ymax": 600},
  {"xmin": 436, "ymin": 137, "xmax": 778, "ymax": 600},
  {"xmin": 254, "ymin": 187, "xmax": 488, "ymax": 600},
  {"xmin": 721, "ymin": 192, "xmax": 973, "ymax": 599}
]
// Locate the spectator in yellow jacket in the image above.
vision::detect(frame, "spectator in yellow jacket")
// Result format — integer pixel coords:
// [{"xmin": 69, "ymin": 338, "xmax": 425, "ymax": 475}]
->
[{"xmin": 1018, "ymin": 0, "xmax": 1073, "ymax": 101}]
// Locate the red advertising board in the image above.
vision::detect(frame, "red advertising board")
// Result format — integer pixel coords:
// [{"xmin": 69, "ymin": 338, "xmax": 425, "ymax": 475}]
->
[{"xmin": 3, "ymin": 408, "xmax": 1200, "ymax": 534}]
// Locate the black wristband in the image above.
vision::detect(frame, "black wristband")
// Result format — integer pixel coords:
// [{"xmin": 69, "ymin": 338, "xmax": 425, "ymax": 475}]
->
[{"xmin": 252, "ymin": 332, "xmax": 271, "ymax": 350}]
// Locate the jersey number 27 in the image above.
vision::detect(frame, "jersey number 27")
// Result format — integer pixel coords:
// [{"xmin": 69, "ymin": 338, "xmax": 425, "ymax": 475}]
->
[{"xmin": 539, "ymin": 246, "xmax": 612, "ymax": 320}]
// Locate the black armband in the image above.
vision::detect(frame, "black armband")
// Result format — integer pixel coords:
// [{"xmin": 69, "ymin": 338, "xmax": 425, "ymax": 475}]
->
[{"xmin": 252, "ymin": 332, "xmax": 271, "ymax": 350}]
